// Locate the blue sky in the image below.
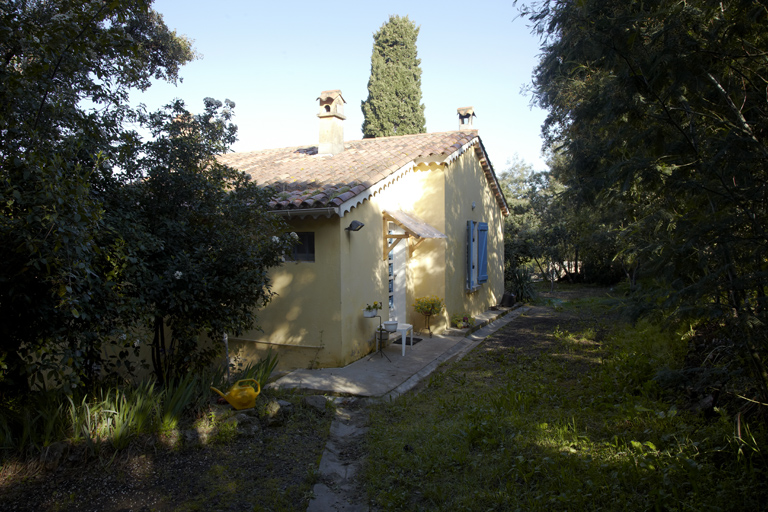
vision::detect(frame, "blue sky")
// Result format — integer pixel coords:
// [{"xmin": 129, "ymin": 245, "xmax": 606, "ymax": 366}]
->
[{"xmin": 133, "ymin": 0, "xmax": 549, "ymax": 172}]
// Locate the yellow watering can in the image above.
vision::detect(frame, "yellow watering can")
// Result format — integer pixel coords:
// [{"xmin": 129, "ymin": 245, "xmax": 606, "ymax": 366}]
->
[{"xmin": 210, "ymin": 379, "xmax": 261, "ymax": 410}]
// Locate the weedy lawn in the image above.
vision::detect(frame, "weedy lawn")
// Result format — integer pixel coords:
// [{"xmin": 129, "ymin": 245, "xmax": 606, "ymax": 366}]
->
[{"xmin": 365, "ymin": 288, "xmax": 767, "ymax": 511}]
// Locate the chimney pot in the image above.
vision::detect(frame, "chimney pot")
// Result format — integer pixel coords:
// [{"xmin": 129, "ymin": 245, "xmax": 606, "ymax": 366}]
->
[
  {"xmin": 318, "ymin": 90, "xmax": 346, "ymax": 155},
  {"xmin": 457, "ymin": 106, "xmax": 476, "ymax": 130}
]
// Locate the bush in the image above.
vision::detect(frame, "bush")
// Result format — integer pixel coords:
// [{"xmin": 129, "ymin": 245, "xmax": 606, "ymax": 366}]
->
[
  {"xmin": 232, "ymin": 349, "xmax": 279, "ymax": 389},
  {"xmin": 413, "ymin": 296, "xmax": 445, "ymax": 335},
  {"xmin": 506, "ymin": 267, "xmax": 537, "ymax": 302},
  {"xmin": 0, "ymin": 358, "xmax": 272, "ymax": 459}
]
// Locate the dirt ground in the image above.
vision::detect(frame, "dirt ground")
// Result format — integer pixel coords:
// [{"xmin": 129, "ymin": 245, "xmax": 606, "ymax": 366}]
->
[
  {"xmin": 482, "ymin": 285, "xmax": 611, "ymax": 355},
  {"xmin": 0, "ymin": 398, "xmax": 332, "ymax": 512}
]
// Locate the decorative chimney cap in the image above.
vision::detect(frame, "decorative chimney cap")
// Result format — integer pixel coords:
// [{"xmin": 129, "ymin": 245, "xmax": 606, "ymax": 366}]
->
[
  {"xmin": 318, "ymin": 90, "xmax": 346, "ymax": 120},
  {"xmin": 457, "ymin": 106, "xmax": 476, "ymax": 130},
  {"xmin": 318, "ymin": 90, "xmax": 345, "ymax": 102},
  {"xmin": 457, "ymin": 106, "xmax": 475, "ymax": 117}
]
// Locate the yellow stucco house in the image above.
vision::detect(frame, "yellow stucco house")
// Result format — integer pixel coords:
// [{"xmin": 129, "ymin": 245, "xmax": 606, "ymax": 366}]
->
[{"xmin": 218, "ymin": 91, "xmax": 509, "ymax": 370}]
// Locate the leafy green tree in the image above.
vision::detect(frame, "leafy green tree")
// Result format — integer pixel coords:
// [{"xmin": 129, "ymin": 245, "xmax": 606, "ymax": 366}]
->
[
  {"xmin": 521, "ymin": 0, "xmax": 768, "ymax": 406},
  {"xmin": 0, "ymin": 1, "xmax": 291, "ymax": 393},
  {"xmin": 117, "ymin": 99, "xmax": 291, "ymax": 384},
  {"xmin": 525, "ymin": 171, "xmax": 573, "ymax": 284},
  {"xmin": 0, "ymin": 0, "xmax": 195, "ymax": 392},
  {"xmin": 523, "ymin": 0, "xmax": 768, "ymax": 316},
  {"xmin": 499, "ymin": 155, "xmax": 574, "ymax": 284},
  {"xmin": 361, "ymin": 15, "xmax": 426, "ymax": 138},
  {"xmin": 499, "ymin": 156, "xmax": 540, "ymax": 272},
  {"xmin": 501, "ymin": 152, "xmax": 627, "ymax": 287},
  {"xmin": 544, "ymin": 151, "xmax": 628, "ymax": 286}
]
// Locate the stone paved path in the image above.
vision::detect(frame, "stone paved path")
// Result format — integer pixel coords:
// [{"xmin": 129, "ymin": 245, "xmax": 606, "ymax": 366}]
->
[
  {"xmin": 305, "ymin": 306, "xmax": 531, "ymax": 511},
  {"xmin": 307, "ymin": 397, "xmax": 370, "ymax": 511}
]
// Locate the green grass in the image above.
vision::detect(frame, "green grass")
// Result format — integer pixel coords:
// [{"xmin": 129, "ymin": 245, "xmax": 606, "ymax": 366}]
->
[{"xmin": 365, "ymin": 293, "xmax": 767, "ymax": 511}]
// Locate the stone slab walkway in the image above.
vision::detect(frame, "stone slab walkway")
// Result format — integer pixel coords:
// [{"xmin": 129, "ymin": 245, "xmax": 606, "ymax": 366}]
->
[
  {"xmin": 295, "ymin": 305, "xmax": 531, "ymax": 511},
  {"xmin": 269, "ymin": 305, "xmax": 528, "ymax": 398}
]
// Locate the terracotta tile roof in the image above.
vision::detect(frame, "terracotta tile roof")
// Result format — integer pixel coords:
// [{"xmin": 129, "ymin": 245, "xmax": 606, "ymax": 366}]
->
[{"xmin": 218, "ymin": 130, "xmax": 508, "ymax": 215}]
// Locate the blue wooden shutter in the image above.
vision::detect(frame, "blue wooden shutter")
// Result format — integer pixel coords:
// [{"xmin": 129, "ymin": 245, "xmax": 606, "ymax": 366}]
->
[
  {"xmin": 478, "ymin": 222, "xmax": 488, "ymax": 283},
  {"xmin": 466, "ymin": 220, "xmax": 474, "ymax": 289}
]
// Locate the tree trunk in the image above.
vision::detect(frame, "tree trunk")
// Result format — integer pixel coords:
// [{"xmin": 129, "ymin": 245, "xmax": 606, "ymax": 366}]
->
[
  {"xmin": 574, "ymin": 247, "xmax": 579, "ymax": 278},
  {"xmin": 559, "ymin": 260, "xmax": 574, "ymax": 283},
  {"xmin": 223, "ymin": 333, "xmax": 230, "ymax": 384},
  {"xmin": 152, "ymin": 315, "xmax": 165, "ymax": 384}
]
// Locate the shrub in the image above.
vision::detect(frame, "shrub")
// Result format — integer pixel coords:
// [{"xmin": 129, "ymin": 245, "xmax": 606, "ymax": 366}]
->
[
  {"xmin": 413, "ymin": 296, "xmax": 444, "ymax": 316},
  {"xmin": 233, "ymin": 349, "xmax": 279, "ymax": 389},
  {"xmin": 506, "ymin": 266, "xmax": 537, "ymax": 302},
  {"xmin": 413, "ymin": 296, "xmax": 445, "ymax": 336}
]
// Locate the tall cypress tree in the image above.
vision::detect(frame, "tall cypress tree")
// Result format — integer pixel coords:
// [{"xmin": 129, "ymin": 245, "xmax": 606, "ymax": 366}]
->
[{"xmin": 361, "ymin": 15, "xmax": 426, "ymax": 138}]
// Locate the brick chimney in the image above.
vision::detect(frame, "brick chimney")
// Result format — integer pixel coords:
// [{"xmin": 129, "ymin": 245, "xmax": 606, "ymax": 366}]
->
[
  {"xmin": 457, "ymin": 106, "xmax": 476, "ymax": 131},
  {"xmin": 317, "ymin": 90, "xmax": 346, "ymax": 155}
]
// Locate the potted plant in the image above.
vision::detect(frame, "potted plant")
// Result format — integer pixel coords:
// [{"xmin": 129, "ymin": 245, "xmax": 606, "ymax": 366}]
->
[
  {"xmin": 363, "ymin": 301, "xmax": 382, "ymax": 318},
  {"xmin": 413, "ymin": 295, "xmax": 444, "ymax": 337},
  {"xmin": 450, "ymin": 312, "xmax": 476, "ymax": 329}
]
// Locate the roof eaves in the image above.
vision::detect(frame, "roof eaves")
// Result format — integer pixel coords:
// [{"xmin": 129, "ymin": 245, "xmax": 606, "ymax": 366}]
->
[
  {"xmin": 414, "ymin": 153, "xmax": 448, "ymax": 166},
  {"xmin": 272, "ymin": 207, "xmax": 340, "ymax": 219},
  {"xmin": 443, "ymin": 137, "xmax": 479, "ymax": 166},
  {"xmin": 473, "ymin": 138, "xmax": 510, "ymax": 216},
  {"xmin": 439, "ymin": 136, "xmax": 509, "ymax": 216},
  {"xmin": 336, "ymin": 160, "xmax": 416, "ymax": 216}
]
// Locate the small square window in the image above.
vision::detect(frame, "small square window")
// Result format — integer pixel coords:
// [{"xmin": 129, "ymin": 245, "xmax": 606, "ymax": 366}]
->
[{"xmin": 290, "ymin": 232, "xmax": 315, "ymax": 262}]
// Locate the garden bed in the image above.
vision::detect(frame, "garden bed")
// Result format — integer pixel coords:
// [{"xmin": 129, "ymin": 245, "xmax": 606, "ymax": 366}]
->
[{"xmin": 0, "ymin": 393, "xmax": 332, "ymax": 512}]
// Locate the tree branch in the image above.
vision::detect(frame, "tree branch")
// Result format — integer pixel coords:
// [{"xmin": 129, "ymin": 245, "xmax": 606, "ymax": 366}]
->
[
  {"xmin": 32, "ymin": 3, "xmax": 108, "ymax": 130},
  {"xmin": 706, "ymin": 71, "xmax": 768, "ymax": 158}
]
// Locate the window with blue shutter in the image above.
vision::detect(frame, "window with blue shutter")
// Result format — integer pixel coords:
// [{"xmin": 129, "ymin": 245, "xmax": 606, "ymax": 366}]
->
[
  {"xmin": 478, "ymin": 222, "xmax": 488, "ymax": 283},
  {"xmin": 466, "ymin": 220, "xmax": 489, "ymax": 291},
  {"xmin": 466, "ymin": 220, "xmax": 475, "ymax": 290}
]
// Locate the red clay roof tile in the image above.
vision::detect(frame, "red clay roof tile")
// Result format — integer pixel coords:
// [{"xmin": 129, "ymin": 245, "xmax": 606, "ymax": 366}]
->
[{"xmin": 218, "ymin": 130, "xmax": 508, "ymax": 215}]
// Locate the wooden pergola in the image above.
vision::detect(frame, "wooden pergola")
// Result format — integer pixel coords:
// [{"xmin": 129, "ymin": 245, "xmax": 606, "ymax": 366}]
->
[{"xmin": 382, "ymin": 210, "xmax": 446, "ymax": 260}]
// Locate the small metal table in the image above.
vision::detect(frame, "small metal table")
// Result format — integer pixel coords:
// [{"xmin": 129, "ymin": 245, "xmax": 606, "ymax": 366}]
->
[{"xmin": 368, "ymin": 314, "xmax": 391, "ymax": 362}]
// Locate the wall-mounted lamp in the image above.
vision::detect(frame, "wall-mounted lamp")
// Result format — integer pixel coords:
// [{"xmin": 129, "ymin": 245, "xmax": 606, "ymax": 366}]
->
[{"xmin": 345, "ymin": 220, "xmax": 365, "ymax": 232}]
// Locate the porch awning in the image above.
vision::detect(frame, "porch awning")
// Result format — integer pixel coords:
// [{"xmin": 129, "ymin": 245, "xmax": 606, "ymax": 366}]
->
[{"xmin": 382, "ymin": 210, "xmax": 446, "ymax": 260}]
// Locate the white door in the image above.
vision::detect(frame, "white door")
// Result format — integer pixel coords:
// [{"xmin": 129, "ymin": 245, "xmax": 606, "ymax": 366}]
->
[{"xmin": 388, "ymin": 227, "xmax": 407, "ymax": 323}]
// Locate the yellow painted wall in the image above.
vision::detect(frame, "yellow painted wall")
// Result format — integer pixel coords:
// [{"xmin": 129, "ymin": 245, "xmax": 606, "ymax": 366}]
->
[
  {"xmin": 443, "ymin": 150, "xmax": 506, "ymax": 323},
  {"xmin": 369, "ymin": 164, "xmax": 448, "ymax": 333},
  {"xmin": 229, "ymin": 216, "xmax": 344, "ymax": 370},
  {"xmin": 230, "ymin": 201, "xmax": 394, "ymax": 371},
  {"xmin": 338, "ymin": 198, "xmax": 390, "ymax": 365},
  {"xmin": 407, "ymin": 164, "xmax": 448, "ymax": 332}
]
